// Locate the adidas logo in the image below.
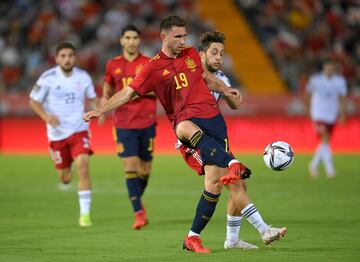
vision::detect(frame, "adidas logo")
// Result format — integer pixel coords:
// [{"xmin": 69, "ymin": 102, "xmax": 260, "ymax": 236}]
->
[{"xmin": 162, "ymin": 69, "xmax": 170, "ymax": 76}]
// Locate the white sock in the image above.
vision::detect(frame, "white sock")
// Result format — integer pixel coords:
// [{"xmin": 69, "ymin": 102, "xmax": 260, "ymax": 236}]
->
[
  {"xmin": 321, "ymin": 143, "xmax": 335, "ymax": 175},
  {"xmin": 188, "ymin": 230, "xmax": 200, "ymax": 237},
  {"xmin": 241, "ymin": 203, "xmax": 268, "ymax": 235},
  {"xmin": 226, "ymin": 214, "xmax": 242, "ymax": 243},
  {"xmin": 228, "ymin": 159, "xmax": 239, "ymax": 167},
  {"xmin": 78, "ymin": 190, "xmax": 91, "ymax": 216},
  {"xmin": 310, "ymin": 143, "xmax": 323, "ymax": 170}
]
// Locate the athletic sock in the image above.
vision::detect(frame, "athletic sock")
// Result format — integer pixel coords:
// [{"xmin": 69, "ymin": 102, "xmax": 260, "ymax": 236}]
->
[
  {"xmin": 310, "ymin": 143, "xmax": 323, "ymax": 170},
  {"xmin": 78, "ymin": 190, "xmax": 91, "ymax": 216},
  {"xmin": 321, "ymin": 143, "xmax": 335, "ymax": 175},
  {"xmin": 138, "ymin": 173, "xmax": 150, "ymax": 196},
  {"xmin": 125, "ymin": 171, "xmax": 142, "ymax": 212},
  {"xmin": 190, "ymin": 131, "xmax": 234, "ymax": 167},
  {"xmin": 226, "ymin": 214, "xmax": 242, "ymax": 243},
  {"xmin": 189, "ymin": 190, "xmax": 221, "ymax": 235},
  {"xmin": 241, "ymin": 203, "xmax": 268, "ymax": 235}
]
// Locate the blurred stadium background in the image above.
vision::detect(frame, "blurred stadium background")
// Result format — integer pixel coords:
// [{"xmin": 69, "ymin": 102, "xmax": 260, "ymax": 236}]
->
[{"xmin": 1, "ymin": 0, "xmax": 359, "ymax": 154}]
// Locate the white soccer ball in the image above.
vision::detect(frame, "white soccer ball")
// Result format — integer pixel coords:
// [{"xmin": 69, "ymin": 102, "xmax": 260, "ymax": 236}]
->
[{"xmin": 263, "ymin": 141, "xmax": 294, "ymax": 171}]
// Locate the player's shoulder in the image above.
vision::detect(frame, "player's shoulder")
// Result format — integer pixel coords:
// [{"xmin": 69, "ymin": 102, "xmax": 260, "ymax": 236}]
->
[
  {"xmin": 138, "ymin": 53, "xmax": 151, "ymax": 61},
  {"xmin": 39, "ymin": 67, "xmax": 57, "ymax": 81},
  {"xmin": 332, "ymin": 74, "xmax": 346, "ymax": 82},
  {"xmin": 107, "ymin": 55, "xmax": 123, "ymax": 65},
  {"xmin": 73, "ymin": 67, "xmax": 92, "ymax": 80},
  {"xmin": 149, "ymin": 53, "xmax": 161, "ymax": 62},
  {"xmin": 181, "ymin": 45, "xmax": 196, "ymax": 55}
]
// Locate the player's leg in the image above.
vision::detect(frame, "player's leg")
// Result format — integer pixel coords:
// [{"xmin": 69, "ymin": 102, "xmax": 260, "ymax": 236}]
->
[
  {"xmin": 224, "ymin": 180, "xmax": 258, "ymax": 250},
  {"xmin": 227, "ymin": 180, "xmax": 286, "ymax": 245},
  {"xmin": 70, "ymin": 131, "xmax": 93, "ymax": 227},
  {"xmin": 49, "ymin": 141, "xmax": 73, "ymax": 190},
  {"xmin": 183, "ymin": 164, "xmax": 223, "ymax": 253},
  {"xmin": 115, "ymin": 127, "xmax": 147, "ymax": 229},
  {"xmin": 176, "ymin": 115, "xmax": 251, "ymax": 183},
  {"xmin": 137, "ymin": 124, "xmax": 156, "ymax": 196},
  {"xmin": 309, "ymin": 122, "xmax": 329, "ymax": 178},
  {"xmin": 320, "ymin": 124, "xmax": 336, "ymax": 178}
]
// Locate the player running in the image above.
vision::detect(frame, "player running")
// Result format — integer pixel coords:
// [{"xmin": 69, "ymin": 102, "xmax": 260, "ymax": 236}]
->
[
  {"xmin": 29, "ymin": 42, "xmax": 103, "ymax": 227},
  {"xmin": 305, "ymin": 59, "xmax": 347, "ymax": 179},
  {"xmin": 102, "ymin": 25, "xmax": 156, "ymax": 230},
  {"xmin": 84, "ymin": 15, "xmax": 285, "ymax": 253}
]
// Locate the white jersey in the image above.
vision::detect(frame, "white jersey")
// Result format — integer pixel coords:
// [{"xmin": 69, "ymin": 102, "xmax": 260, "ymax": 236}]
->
[
  {"xmin": 30, "ymin": 66, "xmax": 97, "ymax": 141},
  {"xmin": 306, "ymin": 73, "xmax": 347, "ymax": 124},
  {"xmin": 176, "ymin": 70, "xmax": 231, "ymax": 149}
]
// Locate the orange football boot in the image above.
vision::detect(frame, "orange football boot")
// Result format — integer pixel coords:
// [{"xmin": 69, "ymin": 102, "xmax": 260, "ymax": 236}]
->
[{"xmin": 183, "ymin": 236, "xmax": 211, "ymax": 253}]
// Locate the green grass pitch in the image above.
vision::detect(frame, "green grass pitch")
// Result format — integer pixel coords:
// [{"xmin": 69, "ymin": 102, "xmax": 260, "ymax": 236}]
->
[{"xmin": 0, "ymin": 154, "xmax": 359, "ymax": 261}]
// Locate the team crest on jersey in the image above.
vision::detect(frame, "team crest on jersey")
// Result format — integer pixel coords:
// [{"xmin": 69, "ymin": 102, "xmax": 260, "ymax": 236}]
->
[
  {"xmin": 32, "ymin": 83, "xmax": 40, "ymax": 92},
  {"xmin": 185, "ymin": 57, "xmax": 196, "ymax": 71},
  {"xmin": 135, "ymin": 64, "xmax": 144, "ymax": 74},
  {"xmin": 162, "ymin": 69, "xmax": 170, "ymax": 76},
  {"xmin": 114, "ymin": 68, "xmax": 122, "ymax": 74}
]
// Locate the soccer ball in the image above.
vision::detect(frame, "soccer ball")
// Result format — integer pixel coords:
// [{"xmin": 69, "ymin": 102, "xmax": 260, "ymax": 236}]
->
[{"xmin": 263, "ymin": 141, "xmax": 294, "ymax": 171}]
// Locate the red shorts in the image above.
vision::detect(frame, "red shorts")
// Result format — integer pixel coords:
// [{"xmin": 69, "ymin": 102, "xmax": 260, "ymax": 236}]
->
[
  {"xmin": 49, "ymin": 131, "xmax": 93, "ymax": 169},
  {"xmin": 179, "ymin": 145, "xmax": 234, "ymax": 176},
  {"xmin": 179, "ymin": 145, "xmax": 204, "ymax": 176},
  {"xmin": 313, "ymin": 121, "xmax": 335, "ymax": 137}
]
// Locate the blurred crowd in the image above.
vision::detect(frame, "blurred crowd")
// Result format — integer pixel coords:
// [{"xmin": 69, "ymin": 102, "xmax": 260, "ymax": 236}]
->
[
  {"xmin": 238, "ymin": 0, "xmax": 360, "ymax": 95},
  {"xmin": 0, "ymin": 0, "xmax": 213, "ymax": 94}
]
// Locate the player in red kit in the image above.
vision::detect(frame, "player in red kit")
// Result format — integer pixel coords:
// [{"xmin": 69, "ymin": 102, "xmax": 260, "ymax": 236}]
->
[
  {"xmin": 101, "ymin": 25, "xmax": 156, "ymax": 230},
  {"xmin": 84, "ymin": 15, "xmax": 254, "ymax": 253}
]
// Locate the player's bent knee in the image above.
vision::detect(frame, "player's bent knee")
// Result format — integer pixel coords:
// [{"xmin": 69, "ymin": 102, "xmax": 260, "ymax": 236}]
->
[{"xmin": 176, "ymin": 120, "xmax": 201, "ymax": 140}]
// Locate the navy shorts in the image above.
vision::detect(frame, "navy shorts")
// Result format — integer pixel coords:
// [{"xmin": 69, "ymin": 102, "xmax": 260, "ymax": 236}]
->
[
  {"xmin": 189, "ymin": 113, "xmax": 229, "ymax": 152},
  {"xmin": 115, "ymin": 124, "xmax": 156, "ymax": 161}
]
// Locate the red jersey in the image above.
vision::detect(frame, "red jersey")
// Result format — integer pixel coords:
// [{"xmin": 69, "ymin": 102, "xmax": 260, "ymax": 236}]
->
[
  {"xmin": 104, "ymin": 53, "xmax": 156, "ymax": 129},
  {"xmin": 129, "ymin": 47, "xmax": 219, "ymax": 128}
]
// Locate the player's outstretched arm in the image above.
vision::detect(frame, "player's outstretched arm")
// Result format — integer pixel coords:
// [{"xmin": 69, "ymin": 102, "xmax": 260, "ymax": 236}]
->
[
  {"xmin": 83, "ymin": 85, "xmax": 137, "ymax": 122},
  {"xmin": 223, "ymin": 89, "xmax": 241, "ymax": 110}
]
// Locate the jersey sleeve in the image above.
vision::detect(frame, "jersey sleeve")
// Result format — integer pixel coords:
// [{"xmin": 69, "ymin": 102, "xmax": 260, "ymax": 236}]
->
[
  {"xmin": 306, "ymin": 76, "xmax": 315, "ymax": 93},
  {"xmin": 29, "ymin": 77, "xmax": 49, "ymax": 103},
  {"xmin": 338, "ymin": 77, "xmax": 347, "ymax": 96},
  {"xmin": 128, "ymin": 62, "xmax": 154, "ymax": 95},
  {"xmin": 84, "ymin": 73, "xmax": 97, "ymax": 99},
  {"xmin": 104, "ymin": 60, "xmax": 114, "ymax": 86}
]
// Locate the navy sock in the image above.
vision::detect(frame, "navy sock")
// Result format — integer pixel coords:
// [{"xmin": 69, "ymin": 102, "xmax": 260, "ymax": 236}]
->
[
  {"xmin": 190, "ymin": 190, "xmax": 221, "ymax": 234},
  {"xmin": 190, "ymin": 131, "xmax": 234, "ymax": 167},
  {"xmin": 138, "ymin": 174, "xmax": 149, "ymax": 196},
  {"xmin": 125, "ymin": 171, "xmax": 142, "ymax": 212}
]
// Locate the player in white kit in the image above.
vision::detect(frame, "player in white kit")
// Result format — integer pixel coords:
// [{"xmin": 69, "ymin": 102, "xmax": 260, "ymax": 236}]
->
[
  {"xmin": 305, "ymin": 60, "xmax": 347, "ymax": 178},
  {"xmin": 177, "ymin": 30, "xmax": 286, "ymax": 250},
  {"xmin": 29, "ymin": 42, "xmax": 103, "ymax": 227}
]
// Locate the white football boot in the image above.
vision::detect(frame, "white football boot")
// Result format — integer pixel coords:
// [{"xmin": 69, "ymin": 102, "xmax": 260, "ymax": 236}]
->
[
  {"xmin": 224, "ymin": 239, "xmax": 259, "ymax": 250},
  {"xmin": 261, "ymin": 226, "xmax": 287, "ymax": 245}
]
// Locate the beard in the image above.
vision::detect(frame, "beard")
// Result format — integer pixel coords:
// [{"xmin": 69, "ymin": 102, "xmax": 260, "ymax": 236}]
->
[
  {"xmin": 61, "ymin": 64, "xmax": 74, "ymax": 73},
  {"xmin": 206, "ymin": 63, "xmax": 217, "ymax": 73}
]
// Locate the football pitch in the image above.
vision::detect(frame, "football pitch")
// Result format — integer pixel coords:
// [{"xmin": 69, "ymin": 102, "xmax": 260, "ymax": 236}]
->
[{"xmin": 0, "ymin": 154, "xmax": 359, "ymax": 262}]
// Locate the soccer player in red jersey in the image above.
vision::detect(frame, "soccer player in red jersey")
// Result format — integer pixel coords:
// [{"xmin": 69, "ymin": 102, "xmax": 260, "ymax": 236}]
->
[
  {"xmin": 101, "ymin": 25, "xmax": 156, "ymax": 230},
  {"xmin": 84, "ymin": 15, "xmax": 258, "ymax": 253},
  {"xmin": 178, "ymin": 30, "xmax": 286, "ymax": 250}
]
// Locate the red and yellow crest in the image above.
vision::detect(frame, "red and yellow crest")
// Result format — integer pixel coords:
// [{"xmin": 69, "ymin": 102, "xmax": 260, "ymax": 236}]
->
[{"xmin": 185, "ymin": 57, "xmax": 196, "ymax": 71}]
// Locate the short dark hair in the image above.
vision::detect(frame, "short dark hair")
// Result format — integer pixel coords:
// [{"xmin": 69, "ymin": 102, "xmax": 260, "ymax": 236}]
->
[
  {"xmin": 55, "ymin": 41, "xmax": 76, "ymax": 55},
  {"xmin": 199, "ymin": 30, "xmax": 225, "ymax": 52},
  {"xmin": 121, "ymin": 24, "xmax": 141, "ymax": 37},
  {"xmin": 160, "ymin": 15, "xmax": 186, "ymax": 32}
]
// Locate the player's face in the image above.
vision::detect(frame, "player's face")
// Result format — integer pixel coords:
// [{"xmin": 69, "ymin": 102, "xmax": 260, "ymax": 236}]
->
[
  {"xmin": 163, "ymin": 26, "xmax": 187, "ymax": 55},
  {"xmin": 56, "ymin": 48, "xmax": 75, "ymax": 73},
  {"xmin": 201, "ymin": 42, "xmax": 224, "ymax": 73},
  {"xmin": 323, "ymin": 62, "xmax": 336, "ymax": 77},
  {"xmin": 121, "ymin": 31, "xmax": 140, "ymax": 55}
]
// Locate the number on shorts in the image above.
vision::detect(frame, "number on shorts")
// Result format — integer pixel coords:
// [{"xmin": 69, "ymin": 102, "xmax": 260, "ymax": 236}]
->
[
  {"xmin": 147, "ymin": 138, "xmax": 154, "ymax": 152},
  {"xmin": 83, "ymin": 137, "xmax": 90, "ymax": 149},
  {"xmin": 50, "ymin": 149, "xmax": 62, "ymax": 164}
]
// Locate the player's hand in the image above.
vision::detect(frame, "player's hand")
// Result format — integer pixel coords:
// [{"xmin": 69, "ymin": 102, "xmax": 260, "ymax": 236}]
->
[
  {"xmin": 223, "ymin": 88, "xmax": 241, "ymax": 100},
  {"xmin": 46, "ymin": 115, "xmax": 60, "ymax": 127},
  {"xmin": 83, "ymin": 109, "xmax": 103, "ymax": 122},
  {"xmin": 97, "ymin": 114, "xmax": 106, "ymax": 126}
]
